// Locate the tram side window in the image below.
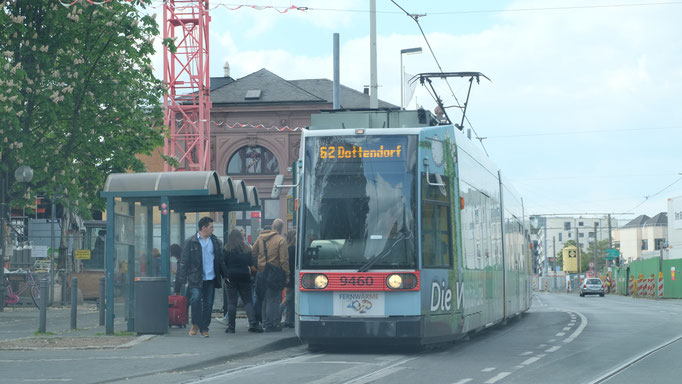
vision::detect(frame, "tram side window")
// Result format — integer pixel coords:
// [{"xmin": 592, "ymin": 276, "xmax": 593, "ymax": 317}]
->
[{"xmin": 421, "ymin": 174, "xmax": 452, "ymax": 268}]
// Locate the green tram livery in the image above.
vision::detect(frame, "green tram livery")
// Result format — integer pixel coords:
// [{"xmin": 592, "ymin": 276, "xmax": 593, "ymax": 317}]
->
[{"xmin": 292, "ymin": 109, "xmax": 532, "ymax": 346}]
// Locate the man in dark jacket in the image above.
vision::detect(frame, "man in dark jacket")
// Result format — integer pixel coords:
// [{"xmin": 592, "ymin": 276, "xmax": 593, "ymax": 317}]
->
[
  {"xmin": 174, "ymin": 217, "xmax": 223, "ymax": 337},
  {"xmin": 253, "ymin": 218, "xmax": 289, "ymax": 332}
]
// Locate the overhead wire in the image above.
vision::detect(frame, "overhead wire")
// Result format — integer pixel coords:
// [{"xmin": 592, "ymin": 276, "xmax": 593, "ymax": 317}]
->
[
  {"xmin": 389, "ymin": 0, "xmax": 489, "ymax": 156},
  {"xmin": 625, "ymin": 176, "xmax": 682, "ymax": 213}
]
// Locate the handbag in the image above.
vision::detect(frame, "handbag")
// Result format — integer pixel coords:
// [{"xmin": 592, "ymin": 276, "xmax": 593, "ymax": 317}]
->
[{"xmin": 263, "ymin": 239, "xmax": 286, "ymax": 291}]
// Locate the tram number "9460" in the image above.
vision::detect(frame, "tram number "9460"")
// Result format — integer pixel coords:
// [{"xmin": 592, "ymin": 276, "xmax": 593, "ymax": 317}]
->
[{"xmin": 339, "ymin": 276, "xmax": 374, "ymax": 286}]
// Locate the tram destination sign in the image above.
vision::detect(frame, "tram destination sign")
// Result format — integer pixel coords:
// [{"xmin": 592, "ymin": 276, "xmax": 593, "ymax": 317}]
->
[{"xmin": 319, "ymin": 144, "xmax": 402, "ymax": 160}]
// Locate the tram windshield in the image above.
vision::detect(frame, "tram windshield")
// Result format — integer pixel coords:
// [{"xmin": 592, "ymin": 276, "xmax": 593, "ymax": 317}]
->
[{"xmin": 302, "ymin": 134, "xmax": 418, "ymax": 270}]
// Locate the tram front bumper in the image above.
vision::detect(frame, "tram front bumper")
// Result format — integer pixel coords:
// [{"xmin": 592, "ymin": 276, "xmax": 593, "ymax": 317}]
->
[{"xmin": 298, "ymin": 316, "xmax": 422, "ymax": 344}]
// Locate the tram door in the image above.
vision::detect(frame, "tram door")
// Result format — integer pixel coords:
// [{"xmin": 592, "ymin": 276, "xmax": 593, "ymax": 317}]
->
[{"xmin": 420, "ymin": 131, "xmax": 462, "ymax": 338}]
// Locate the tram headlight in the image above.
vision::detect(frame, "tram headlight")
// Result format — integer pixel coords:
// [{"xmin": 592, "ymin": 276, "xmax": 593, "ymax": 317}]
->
[
  {"xmin": 301, "ymin": 273, "xmax": 328, "ymax": 289},
  {"xmin": 314, "ymin": 274, "xmax": 329, "ymax": 289},
  {"xmin": 386, "ymin": 273, "xmax": 418, "ymax": 290},
  {"xmin": 387, "ymin": 274, "xmax": 403, "ymax": 289}
]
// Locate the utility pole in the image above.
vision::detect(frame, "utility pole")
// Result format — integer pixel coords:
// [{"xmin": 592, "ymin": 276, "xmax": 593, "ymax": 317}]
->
[
  {"xmin": 553, "ymin": 236, "xmax": 557, "ymax": 273},
  {"xmin": 543, "ymin": 218, "xmax": 548, "ymax": 276},
  {"xmin": 553, "ymin": 236, "xmax": 557, "ymax": 289},
  {"xmin": 576, "ymin": 221, "xmax": 581, "ymax": 274},
  {"xmin": 594, "ymin": 222, "xmax": 598, "ymax": 272},
  {"xmin": 369, "ymin": 0, "xmax": 378, "ymax": 108}
]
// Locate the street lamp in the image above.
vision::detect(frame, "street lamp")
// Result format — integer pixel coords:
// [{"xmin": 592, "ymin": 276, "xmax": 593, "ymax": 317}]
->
[
  {"xmin": 400, "ymin": 47, "xmax": 422, "ymax": 109},
  {"xmin": 0, "ymin": 165, "xmax": 33, "ymax": 312}
]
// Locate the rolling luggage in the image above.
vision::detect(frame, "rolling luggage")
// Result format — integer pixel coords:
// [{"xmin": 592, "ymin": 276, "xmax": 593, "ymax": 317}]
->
[{"xmin": 168, "ymin": 294, "xmax": 187, "ymax": 328}]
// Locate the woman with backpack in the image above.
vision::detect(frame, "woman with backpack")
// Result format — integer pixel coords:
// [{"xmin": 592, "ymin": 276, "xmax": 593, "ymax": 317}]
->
[{"xmin": 221, "ymin": 228, "xmax": 263, "ymax": 333}]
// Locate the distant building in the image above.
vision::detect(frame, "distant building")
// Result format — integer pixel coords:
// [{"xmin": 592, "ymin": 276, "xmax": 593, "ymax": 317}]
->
[
  {"xmin": 612, "ymin": 213, "xmax": 668, "ymax": 263},
  {"xmin": 139, "ymin": 65, "xmax": 398, "ymax": 238},
  {"xmin": 535, "ymin": 215, "xmax": 616, "ymax": 275},
  {"xmin": 667, "ymin": 196, "xmax": 682, "ymax": 259}
]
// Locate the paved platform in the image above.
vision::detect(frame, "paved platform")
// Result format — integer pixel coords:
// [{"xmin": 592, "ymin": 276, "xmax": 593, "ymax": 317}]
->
[{"xmin": 0, "ymin": 304, "xmax": 301, "ymax": 383}]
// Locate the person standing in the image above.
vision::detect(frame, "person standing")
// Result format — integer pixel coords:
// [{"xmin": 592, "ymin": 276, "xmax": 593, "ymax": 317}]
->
[
  {"xmin": 253, "ymin": 219, "xmax": 289, "ymax": 332},
  {"xmin": 174, "ymin": 217, "xmax": 223, "ymax": 338},
  {"xmin": 220, "ymin": 229, "xmax": 263, "ymax": 333},
  {"xmin": 281, "ymin": 229, "xmax": 296, "ymax": 328}
]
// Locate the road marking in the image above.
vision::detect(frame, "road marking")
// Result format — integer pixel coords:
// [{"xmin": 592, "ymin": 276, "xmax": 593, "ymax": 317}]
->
[
  {"xmin": 485, "ymin": 372, "xmax": 511, "ymax": 383},
  {"xmin": 344, "ymin": 367, "xmax": 405, "ymax": 384},
  {"xmin": 186, "ymin": 354, "xmax": 311, "ymax": 383},
  {"xmin": 546, "ymin": 346, "xmax": 561, "ymax": 352},
  {"xmin": 341, "ymin": 355, "xmax": 420, "ymax": 384},
  {"xmin": 555, "ymin": 332, "xmax": 566, "ymax": 336},
  {"xmin": 521, "ymin": 356, "xmax": 541, "ymax": 365},
  {"xmin": 548, "ymin": 339, "xmax": 556, "ymax": 342},
  {"xmin": 563, "ymin": 327, "xmax": 571, "ymax": 331},
  {"xmin": 481, "ymin": 367, "xmax": 496, "ymax": 372},
  {"xmin": 538, "ymin": 344, "xmax": 547, "ymax": 348},
  {"xmin": 514, "ymin": 365, "xmax": 524, "ymax": 369},
  {"xmin": 451, "ymin": 379, "xmax": 472, "ymax": 384},
  {"xmin": 520, "ymin": 351, "xmax": 533, "ymax": 356},
  {"xmin": 563, "ymin": 310, "xmax": 588, "ymax": 344}
]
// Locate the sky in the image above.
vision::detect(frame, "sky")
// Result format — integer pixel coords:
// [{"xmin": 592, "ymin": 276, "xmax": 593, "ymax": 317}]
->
[{"xmin": 147, "ymin": 0, "xmax": 682, "ymax": 223}]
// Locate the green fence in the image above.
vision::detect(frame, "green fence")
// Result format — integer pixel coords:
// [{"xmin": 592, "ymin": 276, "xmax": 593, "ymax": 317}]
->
[{"xmin": 611, "ymin": 258, "xmax": 682, "ymax": 299}]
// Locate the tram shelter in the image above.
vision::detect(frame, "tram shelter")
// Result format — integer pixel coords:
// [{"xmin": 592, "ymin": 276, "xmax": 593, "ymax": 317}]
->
[{"xmin": 100, "ymin": 171, "xmax": 260, "ymax": 335}]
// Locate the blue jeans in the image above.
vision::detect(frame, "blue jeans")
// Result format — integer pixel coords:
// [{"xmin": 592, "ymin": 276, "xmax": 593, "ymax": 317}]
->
[{"xmin": 189, "ymin": 279, "xmax": 216, "ymax": 333}]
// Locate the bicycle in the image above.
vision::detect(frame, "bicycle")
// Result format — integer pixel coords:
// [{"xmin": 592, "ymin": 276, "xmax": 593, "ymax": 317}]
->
[{"xmin": 3, "ymin": 269, "xmax": 41, "ymax": 308}]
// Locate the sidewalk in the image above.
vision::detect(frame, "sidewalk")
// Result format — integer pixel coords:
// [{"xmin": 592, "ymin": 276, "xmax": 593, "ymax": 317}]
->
[{"xmin": 0, "ymin": 304, "xmax": 302, "ymax": 383}]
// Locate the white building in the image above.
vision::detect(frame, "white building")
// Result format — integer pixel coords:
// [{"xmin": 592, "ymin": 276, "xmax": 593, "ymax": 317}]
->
[
  {"xmin": 534, "ymin": 215, "xmax": 616, "ymax": 275},
  {"xmin": 666, "ymin": 196, "xmax": 682, "ymax": 259},
  {"xmin": 612, "ymin": 213, "xmax": 668, "ymax": 262}
]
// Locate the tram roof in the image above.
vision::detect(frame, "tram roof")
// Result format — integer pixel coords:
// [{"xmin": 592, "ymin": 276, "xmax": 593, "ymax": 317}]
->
[{"xmin": 101, "ymin": 171, "xmax": 260, "ymax": 213}]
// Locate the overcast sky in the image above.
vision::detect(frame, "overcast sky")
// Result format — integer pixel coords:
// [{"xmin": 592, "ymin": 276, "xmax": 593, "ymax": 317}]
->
[{"xmin": 150, "ymin": 0, "xmax": 682, "ymax": 222}]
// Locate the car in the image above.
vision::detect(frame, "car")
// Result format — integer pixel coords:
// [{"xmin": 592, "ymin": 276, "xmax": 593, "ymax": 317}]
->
[{"xmin": 580, "ymin": 278, "xmax": 605, "ymax": 297}]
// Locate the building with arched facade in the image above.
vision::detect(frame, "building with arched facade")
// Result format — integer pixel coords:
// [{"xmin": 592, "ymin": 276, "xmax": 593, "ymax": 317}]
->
[{"xmin": 141, "ymin": 66, "xmax": 397, "ymax": 240}]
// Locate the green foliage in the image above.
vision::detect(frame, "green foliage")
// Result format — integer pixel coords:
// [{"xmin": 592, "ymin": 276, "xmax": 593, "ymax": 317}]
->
[
  {"xmin": 556, "ymin": 239, "xmax": 610, "ymax": 272},
  {"xmin": 581, "ymin": 239, "xmax": 610, "ymax": 273},
  {"xmin": 1, "ymin": 0, "xmax": 164, "ymax": 217}
]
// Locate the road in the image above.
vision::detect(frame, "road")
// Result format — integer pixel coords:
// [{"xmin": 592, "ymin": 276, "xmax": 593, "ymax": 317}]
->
[{"xmin": 142, "ymin": 292, "xmax": 682, "ymax": 384}]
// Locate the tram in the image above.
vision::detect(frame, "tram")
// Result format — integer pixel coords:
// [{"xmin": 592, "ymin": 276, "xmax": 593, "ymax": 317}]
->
[{"xmin": 291, "ymin": 108, "xmax": 531, "ymax": 346}]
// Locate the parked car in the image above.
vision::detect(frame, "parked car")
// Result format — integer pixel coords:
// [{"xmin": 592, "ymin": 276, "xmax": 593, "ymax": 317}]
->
[{"xmin": 580, "ymin": 278, "xmax": 605, "ymax": 297}]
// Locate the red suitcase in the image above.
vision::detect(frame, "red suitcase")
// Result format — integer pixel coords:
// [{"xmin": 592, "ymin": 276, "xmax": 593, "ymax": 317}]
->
[{"xmin": 168, "ymin": 294, "xmax": 187, "ymax": 328}]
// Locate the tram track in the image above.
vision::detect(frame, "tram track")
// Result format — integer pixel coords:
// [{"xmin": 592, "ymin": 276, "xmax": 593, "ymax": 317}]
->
[{"xmin": 587, "ymin": 334, "xmax": 682, "ymax": 384}]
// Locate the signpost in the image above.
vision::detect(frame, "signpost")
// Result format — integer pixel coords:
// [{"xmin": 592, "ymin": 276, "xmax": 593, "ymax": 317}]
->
[{"xmin": 605, "ymin": 248, "xmax": 619, "ymax": 260}]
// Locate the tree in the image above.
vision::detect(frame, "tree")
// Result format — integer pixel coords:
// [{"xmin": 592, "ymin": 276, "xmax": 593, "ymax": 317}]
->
[
  {"xmin": 1, "ymin": 0, "xmax": 164, "ymax": 267},
  {"xmin": 581, "ymin": 239, "xmax": 610, "ymax": 274}
]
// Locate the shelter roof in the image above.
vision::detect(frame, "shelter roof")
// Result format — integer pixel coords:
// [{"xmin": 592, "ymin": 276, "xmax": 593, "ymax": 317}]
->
[{"xmin": 101, "ymin": 171, "xmax": 259, "ymax": 213}]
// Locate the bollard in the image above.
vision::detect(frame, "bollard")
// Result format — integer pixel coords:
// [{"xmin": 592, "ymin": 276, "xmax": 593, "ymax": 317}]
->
[
  {"xmin": 71, "ymin": 277, "xmax": 78, "ymax": 330},
  {"xmin": 99, "ymin": 276, "xmax": 105, "ymax": 326},
  {"xmin": 39, "ymin": 278, "xmax": 48, "ymax": 333}
]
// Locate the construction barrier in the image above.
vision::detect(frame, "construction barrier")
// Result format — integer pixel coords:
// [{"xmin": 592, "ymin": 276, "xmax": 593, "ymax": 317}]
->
[
  {"xmin": 628, "ymin": 276, "xmax": 633, "ymax": 295},
  {"xmin": 659, "ymin": 272, "xmax": 664, "ymax": 298}
]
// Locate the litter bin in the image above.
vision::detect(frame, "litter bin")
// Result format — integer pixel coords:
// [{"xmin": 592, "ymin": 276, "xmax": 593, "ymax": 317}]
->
[{"xmin": 134, "ymin": 276, "xmax": 168, "ymax": 334}]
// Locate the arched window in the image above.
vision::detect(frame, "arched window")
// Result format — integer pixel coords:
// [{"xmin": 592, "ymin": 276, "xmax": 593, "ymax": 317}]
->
[{"xmin": 227, "ymin": 145, "xmax": 279, "ymax": 175}]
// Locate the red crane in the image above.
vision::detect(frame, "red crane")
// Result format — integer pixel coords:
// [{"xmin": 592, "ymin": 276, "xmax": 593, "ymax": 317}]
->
[{"xmin": 163, "ymin": 0, "xmax": 211, "ymax": 171}]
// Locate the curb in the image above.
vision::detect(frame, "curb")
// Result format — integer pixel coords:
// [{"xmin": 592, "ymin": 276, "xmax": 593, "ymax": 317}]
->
[
  {"xmin": 170, "ymin": 336, "xmax": 303, "ymax": 372},
  {"xmin": 94, "ymin": 336, "xmax": 303, "ymax": 383}
]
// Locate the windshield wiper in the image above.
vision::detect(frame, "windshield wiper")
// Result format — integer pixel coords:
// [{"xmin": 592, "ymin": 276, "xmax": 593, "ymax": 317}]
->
[{"xmin": 357, "ymin": 231, "xmax": 412, "ymax": 272}]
